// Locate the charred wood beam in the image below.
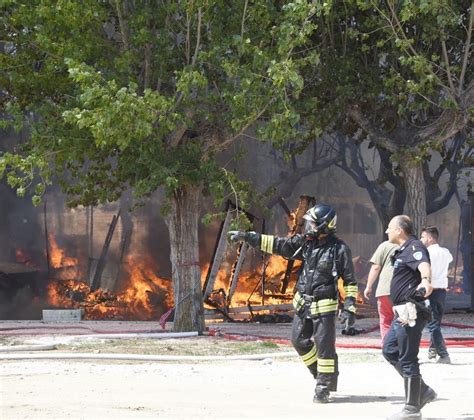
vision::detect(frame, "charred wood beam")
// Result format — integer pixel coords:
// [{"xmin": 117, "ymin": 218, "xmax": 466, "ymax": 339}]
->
[
  {"xmin": 227, "ymin": 242, "xmax": 248, "ymax": 307},
  {"xmin": 278, "ymin": 197, "xmax": 292, "ymax": 217},
  {"xmin": 281, "ymin": 195, "xmax": 314, "ymax": 293},
  {"xmin": 202, "ymin": 202, "xmax": 234, "ymax": 300},
  {"xmin": 90, "ymin": 210, "xmax": 121, "ymax": 292},
  {"xmin": 203, "ymin": 201, "xmax": 255, "ymax": 300}
]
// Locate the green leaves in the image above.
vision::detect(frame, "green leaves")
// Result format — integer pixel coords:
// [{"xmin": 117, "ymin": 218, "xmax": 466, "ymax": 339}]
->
[
  {"xmin": 175, "ymin": 69, "xmax": 208, "ymax": 97},
  {"xmin": 62, "ymin": 61, "xmax": 174, "ymax": 151}
]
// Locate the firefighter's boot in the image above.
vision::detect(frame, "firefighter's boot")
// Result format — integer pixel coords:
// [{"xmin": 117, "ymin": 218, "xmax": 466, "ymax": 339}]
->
[
  {"xmin": 394, "ymin": 364, "xmax": 436, "ymax": 409},
  {"xmin": 327, "ymin": 374, "xmax": 338, "ymax": 392},
  {"xmin": 313, "ymin": 384, "xmax": 330, "ymax": 404},
  {"xmin": 420, "ymin": 380, "xmax": 437, "ymax": 409},
  {"xmin": 388, "ymin": 376, "xmax": 422, "ymax": 419}
]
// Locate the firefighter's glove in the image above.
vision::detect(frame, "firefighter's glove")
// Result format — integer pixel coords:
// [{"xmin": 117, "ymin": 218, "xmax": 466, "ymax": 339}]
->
[
  {"xmin": 227, "ymin": 231, "xmax": 248, "ymax": 243},
  {"xmin": 339, "ymin": 310, "xmax": 356, "ymax": 328}
]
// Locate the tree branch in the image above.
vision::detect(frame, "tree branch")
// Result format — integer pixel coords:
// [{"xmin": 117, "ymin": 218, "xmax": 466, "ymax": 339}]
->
[
  {"xmin": 114, "ymin": 0, "xmax": 129, "ymax": 51},
  {"xmin": 416, "ymin": 109, "xmax": 468, "ymax": 143},
  {"xmin": 210, "ymin": 103, "xmax": 271, "ymax": 154},
  {"xmin": 265, "ymin": 154, "xmax": 340, "ymax": 209},
  {"xmin": 185, "ymin": 8, "xmax": 191, "ymax": 65},
  {"xmin": 347, "ymin": 105, "xmax": 397, "ymax": 152},
  {"xmin": 458, "ymin": 2, "xmax": 474, "ymax": 96},
  {"xmin": 441, "ymin": 38, "xmax": 456, "ymax": 93},
  {"xmin": 240, "ymin": 0, "xmax": 248, "ymax": 43},
  {"xmin": 191, "ymin": 7, "xmax": 202, "ymax": 66}
]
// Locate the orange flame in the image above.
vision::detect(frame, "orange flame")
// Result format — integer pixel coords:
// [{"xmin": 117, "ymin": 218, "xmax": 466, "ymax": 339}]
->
[
  {"xmin": 48, "ymin": 234, "xmax": 78, "ymax": 269},
  {"xmin": 202, "ymin": 255, "xmax": 298, "ymax": 308},
  {"xmin": 46, "ymin": 254, "xmax": 173, "ymax": 320}
]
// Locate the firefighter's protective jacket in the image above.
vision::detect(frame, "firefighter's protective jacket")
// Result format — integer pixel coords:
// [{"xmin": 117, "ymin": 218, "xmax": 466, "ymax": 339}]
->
[{"xmin": 246, "ymin": 232, "xmax": 357, "ymax": 317}]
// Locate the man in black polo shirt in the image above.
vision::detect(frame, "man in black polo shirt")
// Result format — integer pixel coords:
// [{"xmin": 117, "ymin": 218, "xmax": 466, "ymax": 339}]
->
[{"xmin": 382, "ymin": 215, "xmax": 437, "ymax": 420}]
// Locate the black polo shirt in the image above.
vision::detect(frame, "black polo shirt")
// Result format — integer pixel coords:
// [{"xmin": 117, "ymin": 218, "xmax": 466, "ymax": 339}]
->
[{"xmin": 390, "ymin": 237, "xmax": 430, "ymax": 305}]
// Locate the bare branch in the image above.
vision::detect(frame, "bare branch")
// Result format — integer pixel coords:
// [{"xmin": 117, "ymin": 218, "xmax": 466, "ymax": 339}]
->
[
  {"xmin": 458, "ymin": 2, "xmax": 474, "ymax": 96},
  {"xmin": 240, "ymin": 0, "xmax": 248, "ymax": 42},
  {"xmin": 191, "ymin": 7, "xmax": 202, "ymax": 66},
  {"xmin": 347, "ymin": 105, "xmax": 397, "ymax": 152},
  {"xmin": 265, "ymin": 154, "xmax": 341, "ymax": 209},
  {"xmin": 185, "ymin": 9, "xmax": 191, "ymax": 65},
  {"xmin": 441, "ymin": 38, "xmax": 456, "ymax": 93}
]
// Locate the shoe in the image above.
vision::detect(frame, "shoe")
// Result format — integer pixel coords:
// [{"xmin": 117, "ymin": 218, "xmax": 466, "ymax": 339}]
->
[
  {"xmin": 313, "ymin": 387, "xmax": 330, "ymax": 404},
  {"xmin": 437, "ymin": 356, "xmax": 451, "ymax": 364},
  {"xmin": 387, "ymin": 405, "xmax": 421, "ymax": 419},
  {"xmin": 427, "ymin": 348, "xmax": 437, "ymax": 360},
  {"xmin": 420, "ymin": 386, "xmax": 437, "ymax": 408}
]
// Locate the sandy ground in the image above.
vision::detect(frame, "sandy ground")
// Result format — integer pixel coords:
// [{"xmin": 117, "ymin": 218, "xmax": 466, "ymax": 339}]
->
[
  {"xmin": 0, "ymin": 308, "xmax": 473, "ymax": 419},
  {"xmin": 0, "ymin": 349, "xmax": 473, "ymax": 420}
]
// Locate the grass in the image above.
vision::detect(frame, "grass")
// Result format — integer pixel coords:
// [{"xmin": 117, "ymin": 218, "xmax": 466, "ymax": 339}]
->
[{"xmin": 53, "ymin": 336, "xmax": 291, "ymax": 356}]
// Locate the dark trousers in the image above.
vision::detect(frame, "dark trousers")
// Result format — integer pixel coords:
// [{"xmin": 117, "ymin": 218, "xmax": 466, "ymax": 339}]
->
[
  {"xmin": 427, "ymin": 289, "xmax": 449, "ymax": 357},
  {"xmin": 382, "ymin": 314, "xmax": 426, "ymax": 377},
  {"xmin": 291, "ymin": 314, "xmax": 338, "ymax": 390}
]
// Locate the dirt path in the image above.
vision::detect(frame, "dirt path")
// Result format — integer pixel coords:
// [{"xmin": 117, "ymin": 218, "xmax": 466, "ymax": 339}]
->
[{"xmin": 1, "ymin": 348, "xmax": 473, "ymax": 419}]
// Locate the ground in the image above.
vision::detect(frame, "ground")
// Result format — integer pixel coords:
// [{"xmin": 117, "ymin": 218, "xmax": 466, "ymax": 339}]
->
[{"xmin": 0, "ymin": 307, "xmax": 473, "ymax": 419}]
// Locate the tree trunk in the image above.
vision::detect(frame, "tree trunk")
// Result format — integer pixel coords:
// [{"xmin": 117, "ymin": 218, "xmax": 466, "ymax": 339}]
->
[
  {"xmin": 399, "ymin": 159, "xmax": 426, "ymax": 237},
  {"xmin": 165, "ymin": 183, "xmax": 205, "ymax": 333}
]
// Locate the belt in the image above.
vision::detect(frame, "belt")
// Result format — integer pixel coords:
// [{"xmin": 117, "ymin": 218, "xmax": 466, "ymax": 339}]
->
[{"xmin": 432, "ymin": 288, "xmax": 447, "ymax": 291}]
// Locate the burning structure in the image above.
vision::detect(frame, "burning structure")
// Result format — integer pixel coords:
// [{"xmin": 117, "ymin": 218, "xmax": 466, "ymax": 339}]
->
[{"xmin": 0, "ymin": 192, "xmax": 369, "ymax": 322}]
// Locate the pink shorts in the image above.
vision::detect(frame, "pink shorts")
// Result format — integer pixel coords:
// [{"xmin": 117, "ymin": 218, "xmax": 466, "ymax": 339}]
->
[{"xmin": 377, "ymin": 295, "xmax": 394, "ymax": 342}]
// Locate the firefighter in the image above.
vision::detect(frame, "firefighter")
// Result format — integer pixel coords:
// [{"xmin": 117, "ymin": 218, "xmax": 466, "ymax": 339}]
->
[{"xmin": 228, "ymin": 203, "xmax": 357, "ymax": 403}]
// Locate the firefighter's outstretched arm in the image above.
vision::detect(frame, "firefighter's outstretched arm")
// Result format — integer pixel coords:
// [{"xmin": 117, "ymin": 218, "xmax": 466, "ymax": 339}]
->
[{"xmin": 228, "ymin": 231, "xmax": 305, "ymax": 260}]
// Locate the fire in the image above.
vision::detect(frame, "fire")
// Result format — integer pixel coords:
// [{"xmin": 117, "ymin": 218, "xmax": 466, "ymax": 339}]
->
[
  {"xmin": 48, "ymin": 234, "xmax": 78, "ymax": 268},
  {"xmin": 202, "ymin": 255, "xmax": 299, "ymax": 308},
  {"xmin": 46, "ymin": 254, "xmax": 173, "ymax": 320},
  {"xmin": 121, "ymin": 254, "xmax": 174, "ymax": 313}
]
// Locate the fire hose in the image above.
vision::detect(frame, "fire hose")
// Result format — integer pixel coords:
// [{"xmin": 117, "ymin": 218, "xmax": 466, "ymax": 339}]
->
[
  {"xmin": 0, "ymin": 351, "xmax": 296, "ymax": 361},
  {"xmin": 208, "ymin": 327, "xmax": 474, "ymax": 349}
]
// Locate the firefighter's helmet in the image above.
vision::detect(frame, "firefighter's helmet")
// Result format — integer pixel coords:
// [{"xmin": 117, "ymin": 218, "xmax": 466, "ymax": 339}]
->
[{"xmin": 303, "ymin": 203, "xmax": 337, "ymax": 236}]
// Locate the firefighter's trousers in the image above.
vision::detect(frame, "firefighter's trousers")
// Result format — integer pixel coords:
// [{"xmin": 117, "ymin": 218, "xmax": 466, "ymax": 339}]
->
[{"xmin": 291, "ymin": 313, "xmax": 338, "ymax": 391}]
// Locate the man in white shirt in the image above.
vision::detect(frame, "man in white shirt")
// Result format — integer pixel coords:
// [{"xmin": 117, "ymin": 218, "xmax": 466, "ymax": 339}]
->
[{"xmin": 420, "ymin": 226, "xmax": 453, "ymax": 364}]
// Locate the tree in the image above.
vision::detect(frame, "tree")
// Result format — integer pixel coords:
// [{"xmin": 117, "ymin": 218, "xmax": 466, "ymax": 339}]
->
[
  {"xmin": 296, "ymin": 1, "xmax": 473, "ymax": 234},
  {"xmin": 0, "ymin": 1, "xmax": 319, "ymax": 332},
  {"xmin": 334, "ymin": 131, "xmax": 473, "ymax": 233}
]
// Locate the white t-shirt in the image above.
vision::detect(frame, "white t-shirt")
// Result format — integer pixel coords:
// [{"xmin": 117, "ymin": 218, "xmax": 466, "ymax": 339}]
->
[{"xmin": 427, "ymin": 243, "xmax": 453, "ymax": 288}]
